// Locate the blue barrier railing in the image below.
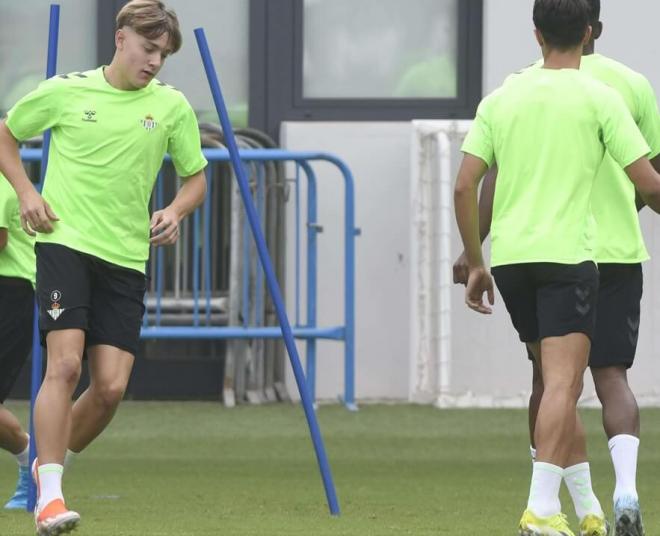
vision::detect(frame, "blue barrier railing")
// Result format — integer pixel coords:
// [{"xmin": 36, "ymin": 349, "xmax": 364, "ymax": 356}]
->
[{"xmin": 20, "ymin": 147, "xmax": 358, "ymax": 409}]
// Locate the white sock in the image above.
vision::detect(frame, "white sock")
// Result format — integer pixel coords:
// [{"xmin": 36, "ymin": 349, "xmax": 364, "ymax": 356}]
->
[
  {"xmin": 37, "ymin": 464, "xmax": 64, "ymax": 511},
  {"xmin": 14, "ymin": 434, "xmax": 30, "ymax": 467},
  {"xmin": 609, "ymin": 434, "xmax": 639, "ymax": 502},
  {"xmin": 530, "ymin": 446, "xmax": 537, "ymax": 463},
  {"xmin": 563, "ymin": 462, "xmax": 603, "ymax": 520},
  {"xmin": 527, "ymin": 462, "xmax": 563, "ymax": 517},
  {"xmin": 64, "ymin": 449, "xmax": 78, "ymax": 468}
]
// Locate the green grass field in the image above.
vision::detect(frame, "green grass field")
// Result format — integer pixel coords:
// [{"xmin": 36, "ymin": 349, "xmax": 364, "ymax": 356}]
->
[{"xmin": 0, "ymin": 402, "xmax": 658, "ymax": 535}]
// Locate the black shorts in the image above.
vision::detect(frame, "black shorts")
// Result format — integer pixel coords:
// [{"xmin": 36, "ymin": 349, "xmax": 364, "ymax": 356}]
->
[
  {"xmin": 491, "ymin": 261, "xmax": 599, "ymax": 343},
  {"xmin": 589, "ymin": 263, "xmax": 642, "ymax": 369},
  {"xmin": 0, "ymin": 276, "xmax": 34, "ymax": 402},
  {"xmin": 36, "ymin": 243, "xmax": 146, "ymax": 356}
]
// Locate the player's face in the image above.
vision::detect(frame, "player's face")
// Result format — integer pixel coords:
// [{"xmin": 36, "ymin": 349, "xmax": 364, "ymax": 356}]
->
[{"xmin": 116, "ymin": 27, "xmax": 171, "ymax": 89}]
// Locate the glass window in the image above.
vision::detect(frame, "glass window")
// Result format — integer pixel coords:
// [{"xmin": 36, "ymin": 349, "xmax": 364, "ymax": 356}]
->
[
  {"xmin": 156, "ymin": 0, "xmax": 250, "ymax": 127},
  {"xmin": 0, "ymin": 0, "xmax": 97, "ymax": 114},
  {"xmin": 302, "ymin": 0, "xmax": 458, "ymax": 99}
]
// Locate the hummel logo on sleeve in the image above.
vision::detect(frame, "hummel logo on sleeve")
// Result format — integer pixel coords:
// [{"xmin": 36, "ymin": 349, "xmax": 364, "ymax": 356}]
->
[{"xmin": 82, "ymin": 110, "xmax": 97, "ymax": 123}]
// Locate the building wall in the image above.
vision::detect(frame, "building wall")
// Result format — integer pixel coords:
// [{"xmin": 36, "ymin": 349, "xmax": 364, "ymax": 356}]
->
[{"xmin": 281, "ymin": 1, "xmax": 660, "ymax": 402}]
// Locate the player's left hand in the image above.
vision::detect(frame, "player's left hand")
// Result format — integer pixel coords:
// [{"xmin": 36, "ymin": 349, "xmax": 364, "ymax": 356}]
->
[
  {"xmin": 465, "ymin": 266, "xmax": 494, "ymax": 314},
  {"xmin": 150, "ymin": 207, "xmax": 181, "ymax": 245}
]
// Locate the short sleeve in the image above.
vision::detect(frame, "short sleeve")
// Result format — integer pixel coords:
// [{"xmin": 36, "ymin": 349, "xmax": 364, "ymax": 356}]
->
[
  {"xmin": 634, "ymin": 76, "xmax": 660, "ymax": 159},
  {"xmin": 0, "ymin": 180, "xmax": 16, "ymax": 229},
  {"xmin": 5, "ymin": 77, "xmax": 65, "ymax": 141},
  {"xmin": 167, "ymin": 96, "xmax": 208, "ymax": 178},
  {"xmin": 600, "ymin": 87, "xmax": 650, "ymax": 168},
  {"xmin": 461, "ymin": 97, "xmax": 495, "ymax": 168}
]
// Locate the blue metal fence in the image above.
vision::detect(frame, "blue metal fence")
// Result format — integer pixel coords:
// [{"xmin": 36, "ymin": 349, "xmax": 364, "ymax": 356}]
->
[{"xmin": 20, "ymin": 147, "xmax": 358, "ymax": 408}]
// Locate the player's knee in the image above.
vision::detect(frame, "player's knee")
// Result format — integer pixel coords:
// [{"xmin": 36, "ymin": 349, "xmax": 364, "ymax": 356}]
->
[
  {"xmin": 93, "ymin": 382, "xmax": 127, "ymax": 410},
  {"xmin": 44, "ymin": 354, "xmax": 82, "ymax": 387},
  {"xmin": 543, "ymin": 375, "xmax": 583, "ymax": 401},
  {"xmin": 5, "ymin": 419, "xmax": 25, "ymax": 443}
]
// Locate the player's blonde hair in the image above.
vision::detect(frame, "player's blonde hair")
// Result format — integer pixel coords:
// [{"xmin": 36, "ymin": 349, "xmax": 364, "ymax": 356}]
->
[{"xmin": 116, "ymin": 0, "xmax": 182, "ymax": 54}]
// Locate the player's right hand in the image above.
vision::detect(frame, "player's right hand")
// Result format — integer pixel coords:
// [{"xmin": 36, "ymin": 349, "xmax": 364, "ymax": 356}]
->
[
  {"xmin": 453, "ymin": 251, "xmax": 469, "ymax": 285},
  {"xmin": 19, "ymin": 189, "xmax": 58, "ymax": 235},
  {"xmin": 465, "ymin": 266, "xmax": 494, "ymax": 315}
]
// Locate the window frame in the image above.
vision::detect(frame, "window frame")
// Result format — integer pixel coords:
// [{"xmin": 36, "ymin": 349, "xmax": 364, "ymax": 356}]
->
[{"xmin": 98, "ymin": 0, "xmax": 483, "ymax": 140}]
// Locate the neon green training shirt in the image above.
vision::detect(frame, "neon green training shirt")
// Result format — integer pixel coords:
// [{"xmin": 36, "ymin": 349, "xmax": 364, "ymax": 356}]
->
[
  {"xmin": 0, "ymin": 176, "xmax": 36, "ymax": 286},
  {"xmin": 462, "ymin": 67, "xmax": 650, "ymax": 268},
  {"xmin": 580, "ymin": 54, "xmax": 660, "ymax": 263},
  {"xmin": 6, "ymin": 67, "xmax": 208, "ymax": 273}
]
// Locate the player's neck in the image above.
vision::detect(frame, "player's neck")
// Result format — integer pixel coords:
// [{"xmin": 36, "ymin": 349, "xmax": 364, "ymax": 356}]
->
[
  {"xmin": 542, "ymin": 47, "xmax": 582, "ymax": 70},
  {"xmin": 103, "ymin": 62, "xmax": 137, "ymax": 91}
]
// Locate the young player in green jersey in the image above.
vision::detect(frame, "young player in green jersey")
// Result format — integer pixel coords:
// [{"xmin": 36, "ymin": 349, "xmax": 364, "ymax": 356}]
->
[
  {"xmin": 0, "ymin": 176, "xmax": 35, "ymax": 510},
  {"xmin": 0, "ymin": 1, "xmax": 207, "ymax": 533},
  {"xmin": 455, "ymin": 0, "xmax": 660, "ymax": 534},
  {"xmin": 454, "ymin": 2, "xmax": 659, "ymax": 534}
]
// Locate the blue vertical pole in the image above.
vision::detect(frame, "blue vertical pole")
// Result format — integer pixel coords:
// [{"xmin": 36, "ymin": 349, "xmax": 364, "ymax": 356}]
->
[
  {"xmin": 193, "ymin": 207, "xmax": 200, "ymax": 327},
  {"xmin": 203, "ymin": 168, "xmax": 212, "ymax": 325},
  {"xmin": 194, "ymin": 28, "xmax": 340, "ymax": 516},
  {"xmin": 156, "ymin": 173, "xmax": 164, "ymax": 326},
  {"xmin": 340, "ymin": 162, "xmax": 357, "ymax": 411},
  {"xmin": 294, "ymin": 164, "xmax": 301, "ymax": 327},
  {"xmin": 242, "ymin": 183, "xmax": 250, "ymax": 327},
  {"xmin": 28, "ymin": 3, "xmax": 60, "ymax": 513},
  {"xmin": 302, "ymin": 163, "xmax": 318, "ymax": 402},
  {"xmin": 255, "ymin": 164, "xmax": 265, "ymax": 328}
]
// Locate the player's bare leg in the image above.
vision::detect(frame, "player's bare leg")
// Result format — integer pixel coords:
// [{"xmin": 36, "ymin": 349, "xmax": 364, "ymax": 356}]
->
[
  {"xmin": 34, "ymin": 329, "xmax": 83, "ymax": 535},
  {"xmin": 592, "ymin": 366, "xmax": 644, "ymax": 536},
  {"xmin": 69, "ymin": 345, "xmax": 134, "ymax": 453}
]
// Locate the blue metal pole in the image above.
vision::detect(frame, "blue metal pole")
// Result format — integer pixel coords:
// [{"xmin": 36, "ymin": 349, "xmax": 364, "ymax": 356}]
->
[
  {"xmin": 203, "ymin": 168, "xmax": 212, "ymax": 325},
  {"xmin": 294, "ymin": 164, "xmax": 301, "ymax": 327},
  {"xmin": 193, "ymin": 207, "xmax": 200, "ymax": 327},
  {"xmin": 338, "ymin": 161, "xmax": 358, "ymax": 411},
  {"xmin": 194, "ymin": 28, "xmax": 340, "ymax": 516},
  {"xmin": 255, "ymin": 164, "xmax": 265, "ymax": 328},
  {"xmin": 156, "ymin": 173, "xmax": 164, "ymax": 326},
  {"xmin": 301, "ymin": 162, "xmax": 318, "ymax": 402},
  {"xmin": 29, "ymin": 3, "xmax": 60, "ymax": 513},
  {"xmin": 242, "ymin": 186, "xmax": 250, "ymax": 327},
  {"xmin": 27, "ymin": 303, "xmax": 41, "ymax": 513}
]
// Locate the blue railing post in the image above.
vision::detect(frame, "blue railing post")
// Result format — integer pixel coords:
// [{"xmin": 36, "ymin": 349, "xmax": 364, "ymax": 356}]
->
[
  {"xmin": 300, "ymin": 162, "xmax": 319, "ymax": 403},
  {"xmin": 194, "ymin": 27, "xmax": 340, "ymax": 516},
  {"xmin": 28, "ymin": 3, "xmax": 60, "ymax": 513},
  {"xmin": 21, "ymin": 146, "xmax": 358, "ymax": 411},
  {"xmin": 203, "ymin": 167, "xmax": 213, "ymax": 325}
]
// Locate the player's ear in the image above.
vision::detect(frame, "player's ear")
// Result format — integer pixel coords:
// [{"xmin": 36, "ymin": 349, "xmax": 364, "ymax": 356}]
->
[
  {"xmin": 533, "ymin": 28, "xmax": 544, "ymax": 48},
  {"xmin": 582, "ymin": 25, "xmax": 593, "ymax": 47},
  {"xmin": 592, "ymin": 21, "xmax": 603, "ymax": 40},
  {"xmin": 115, "ymin": 28, "xmax": 125, "ymax": 50}
]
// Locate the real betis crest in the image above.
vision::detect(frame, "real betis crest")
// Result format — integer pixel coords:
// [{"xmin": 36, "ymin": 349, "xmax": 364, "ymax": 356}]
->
[{"xmin": 140, "ymin": 114, "xmax": 158, "ymax": 131}]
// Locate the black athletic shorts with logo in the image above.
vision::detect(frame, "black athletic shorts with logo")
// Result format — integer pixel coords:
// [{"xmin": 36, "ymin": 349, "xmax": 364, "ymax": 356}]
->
[
  {"xmin": 589, "ymin": 263, "xmax": 642, "ymax": 369},
  {"xmin": 491, "ymin": 261, "xmax": 599, "ymax": 343},
  {"xmin": 0, "ymin": 276, "xmax": 34, "ymax": 402},
  {"xmin": 36, "ymin": 243, "xmax": 146, "ymax": 356}
]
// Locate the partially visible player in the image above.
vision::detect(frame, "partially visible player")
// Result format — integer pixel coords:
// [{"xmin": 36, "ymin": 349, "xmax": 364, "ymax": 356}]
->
[
  {"xmin": 454, "ymin": 0, "xmax": 660, "ymax": 534},
  {"xmin": 0, "ymin": 174, "xmax": 34, "ymax": 510},
  {"xmin": 454, "ymin": 2, "xmax": 659, "ymax": 534},
  {"xmin": 0, "ymin": 1, "xmax": 207, "ymax": 534}
]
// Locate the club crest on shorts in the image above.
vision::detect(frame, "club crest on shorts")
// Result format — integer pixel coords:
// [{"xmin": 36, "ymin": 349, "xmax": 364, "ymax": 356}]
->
[
  {"xmin": 140, "ymin": 114, "xmax": 158, "ymax": 132},
  {"xmin": 48, "ymin": 290, "xmax": 65, "ymax": 321}
]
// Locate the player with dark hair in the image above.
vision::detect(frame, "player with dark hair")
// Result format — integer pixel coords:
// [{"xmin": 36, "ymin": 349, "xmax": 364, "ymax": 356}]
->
[
  {"xmin": 455, "ymin": 0, "xmax": 660, "ymax": 534},
  {"xmin": 454, "ymin": 1, "xmax": 658, "ymax": 534}
]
